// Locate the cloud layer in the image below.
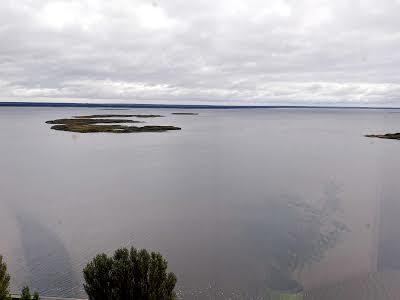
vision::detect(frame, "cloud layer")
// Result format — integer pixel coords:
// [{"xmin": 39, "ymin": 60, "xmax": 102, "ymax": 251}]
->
[{"xmin": 1, "ymin": 0, "xmax": 400, "ymax": 105}]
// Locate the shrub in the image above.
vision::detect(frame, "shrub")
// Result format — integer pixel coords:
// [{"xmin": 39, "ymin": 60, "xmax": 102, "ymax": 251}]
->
[
  {"xmin": 0, "ymin": 255, "xmax": 10, "ymax": 300},
  {"xmin": 20, "ymin": 287, "xmax": 31, "ymax": 300},
  {"xmin": 83, "ymin": 247, "xmax": 177, "ymax": 300},
  {"xmin": 32, "ymin": 291, "xmax": 40, "ymax": 300},
  {"xmin": 20, "ymin": 286, "xmax": 40, "ymax": 300}
]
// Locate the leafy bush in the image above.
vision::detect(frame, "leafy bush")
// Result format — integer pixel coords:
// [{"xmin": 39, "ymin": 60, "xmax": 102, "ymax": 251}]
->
[
  {"xmin": 0, "ymin": 255, "xmax": 10, "ymax": 300},
  {"xmin": 33, "ymin": 291, "xmax": 40, "ymax": 300},
  {"xmin": 20, "ymin": 286, "xmax": 40, "ymax": 300},
  {"xmin": 20, "ymin": 287, "xmax": 31, "ymax": 300},
  {"xmin": 83, "ymin": 247, "xmax": 177, "ymax": 300}
]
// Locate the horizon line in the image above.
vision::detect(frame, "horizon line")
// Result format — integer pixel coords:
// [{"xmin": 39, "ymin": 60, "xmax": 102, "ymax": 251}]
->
[{"xmin": 1, "ymin": 101, "xmax": 400, "ymax": 110}]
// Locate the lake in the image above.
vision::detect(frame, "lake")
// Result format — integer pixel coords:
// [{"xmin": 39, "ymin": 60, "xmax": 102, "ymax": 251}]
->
[{"xmin": 1, "ymin": 107, "xmax": 400, "ymax": 299}]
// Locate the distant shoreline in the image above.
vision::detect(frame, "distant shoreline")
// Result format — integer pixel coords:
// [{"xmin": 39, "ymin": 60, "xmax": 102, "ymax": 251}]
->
[{"xmin": 1, "ymin": 101, "xmax": 400, "ymax": 110}]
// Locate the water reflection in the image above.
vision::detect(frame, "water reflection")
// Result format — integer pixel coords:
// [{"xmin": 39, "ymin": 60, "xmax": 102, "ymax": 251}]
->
[
  {"xmin": 303, "ymin": 184, "xmax": 400, "ymax": 299},
  {"xmin": 240, "ymin": 185, "xmax": 348, "ymax": 297},
  {"xmin": 15, "ymin": 212, "xmax": 79, "ymax": 297}
]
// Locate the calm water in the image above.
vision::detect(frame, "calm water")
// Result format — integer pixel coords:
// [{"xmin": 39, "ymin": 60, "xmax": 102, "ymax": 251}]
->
[{"xmin": 1, "ymin": 107, "xmax": 400, "ymax": 299}]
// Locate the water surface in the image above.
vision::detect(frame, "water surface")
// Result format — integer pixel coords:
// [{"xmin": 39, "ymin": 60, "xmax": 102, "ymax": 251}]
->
[{"xmin": 1, "ymin": 107, "xmax": 400, "ymax": 299}]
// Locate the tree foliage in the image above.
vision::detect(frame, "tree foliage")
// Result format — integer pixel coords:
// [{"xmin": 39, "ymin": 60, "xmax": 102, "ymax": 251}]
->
[
  {"xmin": 20, "ymin": 286, "xmax": 40, "ymax": 300},
  {"xmin": 83, "ymin": 247, "xmax": 177, "ymax": 300},
  {"xmin": 32, "ymin": 291, "xmax": 40, "ymax": 300},
  {"xmin": 20, "ymin": 287, "xmax": 31, "ymax": 300},
  {"xmin": 0, "ymin": 255, "xmax": 10, "ymax": 300}
]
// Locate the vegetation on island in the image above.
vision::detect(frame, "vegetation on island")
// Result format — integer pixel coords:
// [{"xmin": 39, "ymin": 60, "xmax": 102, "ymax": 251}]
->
[
  {"xmin": 171, "ymin": 112, "xmax": 199, "ymax": 115},
  {"xmin": 365, "ymin": 133, "xmax": 400, "ymax": 140},
  {"xmin": 98, "ymin": 109, "xmax": 131, "ymax": 111},
  {"xmin": 83, "ymin": 247, "xmax": 177, "ymax": 300},
  {"xmin": 46, "ymin": 114, "xmax": 181, "ymax": 133},
  {"xmin": 46, "ymin": 118, "xmax": 143, "ymax": 125},
  {"xmin": 50, "ymin": 124, "xmax": 181, "ymax": 133},
  {"xmin": 75, "ymin": 114, "xmax": 164, "ymax": 118}
]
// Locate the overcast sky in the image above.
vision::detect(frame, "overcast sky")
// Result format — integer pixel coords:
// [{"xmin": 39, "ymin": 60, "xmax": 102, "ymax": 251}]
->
[{"xmin": 1, "ymin": 0, "xmax": 400, "ymax": 106}]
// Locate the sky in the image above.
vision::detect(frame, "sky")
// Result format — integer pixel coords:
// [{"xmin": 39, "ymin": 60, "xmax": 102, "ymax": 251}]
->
[{"xmin": 1, "ymin": 0, "xmax": 400, "ymax": 106}]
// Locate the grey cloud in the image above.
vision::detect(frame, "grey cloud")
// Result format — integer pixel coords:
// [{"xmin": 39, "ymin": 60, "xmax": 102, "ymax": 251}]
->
[{"xmin": 1, "ymin": 0, "xmax": 400, "ymax": 105}]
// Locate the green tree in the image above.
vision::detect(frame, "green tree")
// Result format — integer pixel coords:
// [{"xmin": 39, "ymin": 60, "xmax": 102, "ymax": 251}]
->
[
  {"xmin": 32, "ymin": 291, "xmax": 40, "ymax": 300},
  {"xmin": 32, "ymin": 292, "xmax": 40, "ymax": 300},
  {"xmin": 20, "ymin": 287, "xmax": 31, "ymax": 300},
  {"xmin": 0, "ymin": 255, "xmax": 10, "ymax": 300},
  {"xmin": 83, "ymin": 247, "xmax": 177, "ymax": 300},
  {"xmin": 20, "ymin": 286, "xmax": 40, "ymax": 300}
]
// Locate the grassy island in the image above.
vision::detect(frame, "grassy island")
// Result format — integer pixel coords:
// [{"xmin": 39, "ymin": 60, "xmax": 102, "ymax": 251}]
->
[
  {"xmin": 46, "ymin": 114, "xmax": 181, "ymax": 133},
  {"xmin": 75, "ymin": 114, "xmax": 164, "ymax": 118},
  {"xmin": 46, "ymin": 118, "xmax": 143, "ymax": 125},
  {"xmin": 365, "ymin": 133, "xmax": 400, "ymax": 140},
  {"xmin": 98, "ymin": 108, "xmax": 131, "ymax": 111},
  {"xmin": 51, "ymin": 124, "xmax": 181, "ymax": 133},
  {"xmin": 171, "ymin": 112, "xmax": 199, "ymax": 115}
]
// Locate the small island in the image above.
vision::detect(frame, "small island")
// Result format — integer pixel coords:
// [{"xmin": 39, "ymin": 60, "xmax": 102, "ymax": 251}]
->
[
  {"xmin": 171, "ymin": 112, "xmax": 199, "ymax": 115},
  {"xmin": 365, "ymin": 133, "xmax": 400, "ymax": 140},
  {"xmin": 50, "ymin": 124, "xmax": 181, "ymax": 133},
  {"xmin": 46, "ymin": 118, "xmax": 143, "ymax": 125},
  {"xmin": 46, "ymin": 114, "xmax": 181, "ymax": 133},
  {"xmin": 75, "ymin": 114, "xmax": 164, "ymax": 118},
  {"xmin": 98, "ymin": 108, "xmax": 131, "ymax": 111}
]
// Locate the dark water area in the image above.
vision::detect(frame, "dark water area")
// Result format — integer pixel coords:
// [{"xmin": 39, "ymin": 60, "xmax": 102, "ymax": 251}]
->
[{"xmin": 1, "ymin": 107, "xmax": 400, "ymax": 299}]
